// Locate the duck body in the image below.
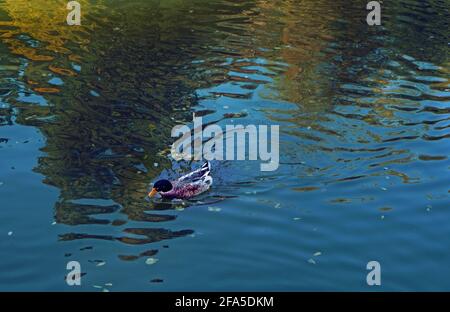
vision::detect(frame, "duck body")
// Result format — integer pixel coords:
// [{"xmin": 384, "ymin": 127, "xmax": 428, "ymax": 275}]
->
[{"xmin": 149, "ymin": 162, "xmax": 212, "ymax": 200}]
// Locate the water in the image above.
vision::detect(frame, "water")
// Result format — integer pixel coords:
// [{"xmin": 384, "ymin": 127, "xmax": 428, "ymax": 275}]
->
[{"xmin": 0, "ymin": 0, "xmax": 449, "ymax": 291}]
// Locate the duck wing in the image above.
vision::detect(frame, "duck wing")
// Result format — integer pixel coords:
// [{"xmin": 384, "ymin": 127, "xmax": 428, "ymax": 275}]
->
[{"xmin": 176, "ymin": 161, "xmax": 211, "ymax": 184}]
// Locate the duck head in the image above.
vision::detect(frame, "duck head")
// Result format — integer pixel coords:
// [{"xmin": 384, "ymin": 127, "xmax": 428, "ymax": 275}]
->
[{"xmin": 148, "ymin": 179, "xmax": 173, "ymax": 197}]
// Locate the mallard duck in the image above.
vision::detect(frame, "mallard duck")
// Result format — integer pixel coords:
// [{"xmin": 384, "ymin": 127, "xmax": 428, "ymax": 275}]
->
[{"xmin": 148, "ymin": 162, "xmax": 212, "ymax": 199}]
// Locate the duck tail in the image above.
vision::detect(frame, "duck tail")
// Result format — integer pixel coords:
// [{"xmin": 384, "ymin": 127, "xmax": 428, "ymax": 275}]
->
[
  {"xmin": 202, "ymin": 161, "xmax": 210, "ymax": 172},
  {"xmin": 201, "ymin": 162, "xmax": 213, "ymax": 186}
]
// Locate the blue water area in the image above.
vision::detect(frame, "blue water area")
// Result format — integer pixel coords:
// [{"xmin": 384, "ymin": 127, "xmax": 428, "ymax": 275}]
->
[{"xmin": 0, "ymin": 0, "xmax": 449, "ymax": 291}]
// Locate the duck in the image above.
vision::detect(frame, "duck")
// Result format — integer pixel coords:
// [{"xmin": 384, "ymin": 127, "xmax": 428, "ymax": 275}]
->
[{"xmin": 148, "ymin": 162, "xmax": 212, "ymax": 200}]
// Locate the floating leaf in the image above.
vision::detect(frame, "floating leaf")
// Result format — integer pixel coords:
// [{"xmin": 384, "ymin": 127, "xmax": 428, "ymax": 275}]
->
[
  {"xmin": 223, "ymin": 112, "xmax": 248, "ymax": 119},
  {"xmin": 292, "ymin": 186, "xmax": 319, "ymax": 192},
  {"xmin": 118, "ymin": 255, "xmax": 139, "ymax": 261},
  {"xmin": 145, "ymin": 257, "xmax": 159, "ymax": 265},
  {"xmin": 111, "ymin": 219, "xmax": 127, "ymax": 226}
]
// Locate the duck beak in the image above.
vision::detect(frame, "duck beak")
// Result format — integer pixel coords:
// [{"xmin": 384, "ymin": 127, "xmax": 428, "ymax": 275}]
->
[{"xmin": 148, "ymin": 188, "xmax": 158, "ymax": 198}]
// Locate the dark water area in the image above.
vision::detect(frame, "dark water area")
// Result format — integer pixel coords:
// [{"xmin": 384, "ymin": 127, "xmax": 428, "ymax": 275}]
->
[{"xmin": 0, "ymin": 0, "xmax": 449, "ymax": 290}]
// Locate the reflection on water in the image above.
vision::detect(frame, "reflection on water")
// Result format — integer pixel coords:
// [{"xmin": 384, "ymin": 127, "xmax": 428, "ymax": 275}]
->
[{"xmin": 0, "ymin": 0, "xmax": 449, "ymax": 290}]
